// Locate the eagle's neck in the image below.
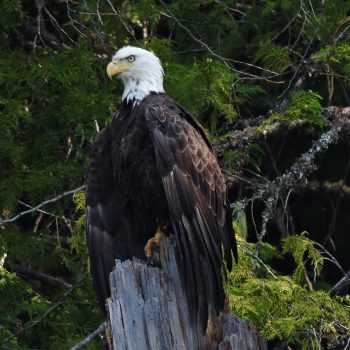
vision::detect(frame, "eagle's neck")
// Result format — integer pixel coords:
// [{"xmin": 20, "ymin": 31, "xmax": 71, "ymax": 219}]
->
[{"xmin": 121, "ymin": 72, "xmax": 164, "ymax": 103}]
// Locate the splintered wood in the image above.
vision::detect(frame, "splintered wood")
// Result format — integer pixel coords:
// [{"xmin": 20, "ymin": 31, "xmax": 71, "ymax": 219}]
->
[{"xmin": 107, "ymin": 238, "xmax": 267, "ymax": 350}]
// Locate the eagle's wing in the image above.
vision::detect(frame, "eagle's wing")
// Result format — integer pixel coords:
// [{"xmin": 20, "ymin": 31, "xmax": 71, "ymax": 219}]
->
[
  {"xmin": 86, "ymin": 127, "xmax": 131, "ymax": 313},
  {"xmin": 145, "ymin": 98, "xmax": 237, "ymax": 330}
]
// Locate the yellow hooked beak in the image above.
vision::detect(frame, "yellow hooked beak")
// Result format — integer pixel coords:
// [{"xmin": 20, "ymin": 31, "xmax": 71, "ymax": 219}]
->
[{"xmin": 106, "ymin": 60, "xmax": 130, "ymax": 79}]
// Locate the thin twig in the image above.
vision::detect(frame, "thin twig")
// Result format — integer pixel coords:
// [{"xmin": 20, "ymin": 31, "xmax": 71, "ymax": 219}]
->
[
  {"xmin": 272, "ymin": 1, "xmax": 302, "ymax": 41},
  {"xmin": 313, "ymin": 242, "xmax": 350, "ymax": 282},
  {"xmin": 158, "ymin": 0, "xmax": 284, "ymax": 83},
  {"xmin": 105, "ymin": 0, "xmax": 143, "ymax": 47},
  {"xmin": 44, "ymin": 6, "xmax": 75, "ymax": 44},
  {"xmin": 213, "ymin": 0, "xmax": 246, "ymax": 18},
  {"xmin": 240, "ymin": 245, "xmax": 278, "ymax": 279}
]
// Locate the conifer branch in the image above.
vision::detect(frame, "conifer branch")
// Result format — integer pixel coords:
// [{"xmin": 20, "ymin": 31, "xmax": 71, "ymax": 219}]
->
[
  {"xmin": 2, "ymin": 272, "xmax": 87, "ymax": 343},
  {"xmin": 0, "ymin": 185, "xmax": 85, "ymax": 226}
]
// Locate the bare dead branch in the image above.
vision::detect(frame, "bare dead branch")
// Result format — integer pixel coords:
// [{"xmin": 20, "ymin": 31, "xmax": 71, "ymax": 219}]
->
[
  {"xmin": 18, "ymin": 200, "xmax": 77, "ymax": 224},
  {"xmin": 0, "ymin": 185, "xmax": 85, "ymax": 226},
  {"xmin": 65, "ymin": 0, "xmax": 86, "ymax": 37},
  {"xmin": 70, "ymin": 322, "xmax": 107, "ymax": 350},
  {"xmin": 295, "ymin": 180, "xmax": 350, "ymax": 196},
  {"xmin": 213, "ymin": 106, "xmax": 350, "ymax": 161},
  {"xmin": 33, "ymin": 0, "xmax": 45, "ymax": 51},
  {"xmin": 4, "ymin": 261, "xmax": 73, "ymax": 289},
  {"xmin": 220, "ymin": 107, "xmax": 350, "ymax": 246},
  {"xmin": 334, "ymin": 19, "xmax": 350, "ymax": 43},
  {"xmin": 255, "ymin": 119, "xmax": 347, "ymax": 203}
]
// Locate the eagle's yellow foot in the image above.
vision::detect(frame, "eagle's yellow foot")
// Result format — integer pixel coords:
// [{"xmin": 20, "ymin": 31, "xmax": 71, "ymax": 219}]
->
[{"xmin": 144, "ymin": 228, "xmax": 166, "ymax": 263}]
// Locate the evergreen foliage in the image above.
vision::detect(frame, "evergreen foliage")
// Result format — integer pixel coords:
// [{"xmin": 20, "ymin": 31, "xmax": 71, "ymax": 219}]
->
[
  {"xmin": 0, "ymin": 0, "xmax": 349, "ymax": 349},
  {"xmin": 227, "ymin": 230, "xmax": 350, "ymax": 349},
  {"xmin": 284, "ymin": 90, "xmax": 324, "ymax": 127}
]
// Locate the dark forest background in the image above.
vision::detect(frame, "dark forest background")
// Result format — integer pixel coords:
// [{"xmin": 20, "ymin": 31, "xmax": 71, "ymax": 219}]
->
[{"xmin": 0, "ymin": 0, "xmax": 350, "ymax": 349}]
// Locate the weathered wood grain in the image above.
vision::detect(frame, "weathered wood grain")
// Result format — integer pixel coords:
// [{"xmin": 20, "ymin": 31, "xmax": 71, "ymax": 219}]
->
[{"xmin": 107, "ymin": 237, "xmax": 267, "ymax": 350}]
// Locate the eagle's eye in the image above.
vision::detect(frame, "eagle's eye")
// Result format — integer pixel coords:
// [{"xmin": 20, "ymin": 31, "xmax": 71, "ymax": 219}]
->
[{"xmin": 127, "ymin": 55, "xmax": 135, "ymax": 62}]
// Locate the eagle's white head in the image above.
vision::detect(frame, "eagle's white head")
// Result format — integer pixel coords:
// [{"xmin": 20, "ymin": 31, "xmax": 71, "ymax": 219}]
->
[{"xmin": 106, "ymin": 46, "xmax": 164, "ymax": 103}]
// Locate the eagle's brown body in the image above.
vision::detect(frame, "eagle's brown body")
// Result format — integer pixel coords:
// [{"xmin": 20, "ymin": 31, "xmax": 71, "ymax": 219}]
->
[{"xmin": 86, "ymin": 92, "xmax": 237, "ymax": 330}]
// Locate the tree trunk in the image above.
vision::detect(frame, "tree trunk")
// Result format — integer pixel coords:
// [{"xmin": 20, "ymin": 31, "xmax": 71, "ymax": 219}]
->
[{"xmin": 107, "ymin": 237, "xmax": 267, "ymax": 350}]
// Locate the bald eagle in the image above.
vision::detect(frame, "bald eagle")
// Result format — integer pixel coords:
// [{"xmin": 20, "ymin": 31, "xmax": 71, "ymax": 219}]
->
[{"xmin": 86, "ymin": 46, "xmax": 237, "ymax": 331}]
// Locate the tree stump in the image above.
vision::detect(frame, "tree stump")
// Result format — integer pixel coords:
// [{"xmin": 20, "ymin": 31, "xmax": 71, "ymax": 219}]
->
[{"xmin": 107, "ymin": 237, "xmax": 267, "ymax": 350}]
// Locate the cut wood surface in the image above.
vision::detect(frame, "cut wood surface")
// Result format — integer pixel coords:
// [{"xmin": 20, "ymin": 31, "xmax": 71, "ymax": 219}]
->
[{"xmin": 107, "ymin": 237, "xmax": 267, "ymax": 350}]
